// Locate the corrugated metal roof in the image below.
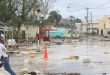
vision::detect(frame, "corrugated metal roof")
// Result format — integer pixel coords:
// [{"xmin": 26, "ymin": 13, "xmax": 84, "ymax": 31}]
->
[
  {"xmin": 0, "ymin": 21, "xmax": 9, "ymax": 27},
  {"xmin": 0, "ymin": 21, "xmax": 4, "ymax": 26}
]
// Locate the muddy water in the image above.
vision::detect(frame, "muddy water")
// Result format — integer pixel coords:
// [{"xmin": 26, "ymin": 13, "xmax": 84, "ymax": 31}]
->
[{"xmin": 10, "ymin": 41, "xmax": 110, "ymax": 75}]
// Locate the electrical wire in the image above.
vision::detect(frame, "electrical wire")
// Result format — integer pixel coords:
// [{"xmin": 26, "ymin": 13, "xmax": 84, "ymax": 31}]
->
[
  {"xmin": 65, "ymin": 0, "xmax": 110, "ymax": 19},
  {"xmin": 94, "ymin": 0, "xmax": 110, "ymax": 8},
  {"xmin": 67, "ymin": 0, "xmax": 110, "ymax": 11}
]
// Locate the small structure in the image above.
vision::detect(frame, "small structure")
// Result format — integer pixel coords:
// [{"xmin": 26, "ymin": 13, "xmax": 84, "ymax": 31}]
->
[
  {"xmin": 49, "ymin": 28, "xmax": 66, "ymax": 38},
  {"xmin": 0, "ymin": 21, "xmax": 18, "ymax": 50},
  {"xmin": 0, "ymin": 21, "xmax": 10, "ymax": 44}
]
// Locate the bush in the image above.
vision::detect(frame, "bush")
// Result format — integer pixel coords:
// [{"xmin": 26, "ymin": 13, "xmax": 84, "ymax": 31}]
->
[{"xmin": 85, "ymin": 32, "xmax": 97, "ymax": 36}]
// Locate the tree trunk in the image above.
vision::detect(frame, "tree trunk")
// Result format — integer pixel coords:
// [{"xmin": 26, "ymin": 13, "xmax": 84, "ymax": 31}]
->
[{"xmin": 15, "ymin": 22, "xmax": 21, "ymax": 44}]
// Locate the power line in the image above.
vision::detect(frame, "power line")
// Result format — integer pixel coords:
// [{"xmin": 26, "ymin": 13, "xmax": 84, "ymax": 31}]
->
[
  {"xmin": 67, "ymin": 0, "xmax": 110, "ymax": 11},
  {"xmin": 66, "ymin": 0, "xmax": 110, "ymax": 21},
  {"xmin": 94, "ymin": 0, "xmax": 110, "ymax": 8},
  {"xmin": 67, "ymin": 6, "xmax": 110, "ymax": 12}
]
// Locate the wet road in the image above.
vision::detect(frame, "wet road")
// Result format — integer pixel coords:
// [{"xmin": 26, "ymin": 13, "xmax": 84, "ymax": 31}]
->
[{"xmin": 8, "ymin": 40, "xmax": 110, "ymax": 75}]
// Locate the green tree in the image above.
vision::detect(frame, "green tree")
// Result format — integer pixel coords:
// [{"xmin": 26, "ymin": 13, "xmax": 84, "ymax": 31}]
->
[
  {"xmin": 60, "ymin": 18, "xmax": 70, "ymax": 25},
  {"xmin": 0, "ymin": 0, "xmax": 37, "ymax": 42},
  {"xmin": 46, "ymin": 11, "xmax": 62, "ymax": 25},
  {"xmin": 0, "ymin": 0, "xmax": 18, "ymax": 23},
  {"xmin": 14, "ymin": 0, "xmax": 37, "ymax": 43},
  {"xmin": 0, "ymin": 0, "xmax": 56, "ymax": 43},
  {"xmin": 56, "ymin": 14, "xmax": 62, "ymax": 24},
  {"xmin": 75, "ymin": 18, "xmax": 82, "ymax": 23}
]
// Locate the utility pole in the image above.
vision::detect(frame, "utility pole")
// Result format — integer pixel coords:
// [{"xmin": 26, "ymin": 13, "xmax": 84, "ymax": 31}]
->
[
  {"xmin": 35, "ymin": 1, "xmax": 41, "ymax": 49},
  {"xmin": 85, "ymin": 7, "xmax": 89, "ymax": 38},
  {"xmin": 85, "ymin": 7, "xmax": 89, "ymax": 35},
  {"xmin": 91, "ymin": 12, "xmax": 93, "ymax": 35}
]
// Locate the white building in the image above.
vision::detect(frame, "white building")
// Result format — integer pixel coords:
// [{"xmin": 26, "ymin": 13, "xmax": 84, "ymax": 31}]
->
[{"xmin": 75, "ymin": 22, "xmax": 99, "ymax": 34}]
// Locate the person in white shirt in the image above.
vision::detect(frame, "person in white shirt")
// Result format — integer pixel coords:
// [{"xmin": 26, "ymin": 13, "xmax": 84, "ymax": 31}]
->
[{"xmin": 0, "ymin": 36, "xmax": 16, "ymax": 75}]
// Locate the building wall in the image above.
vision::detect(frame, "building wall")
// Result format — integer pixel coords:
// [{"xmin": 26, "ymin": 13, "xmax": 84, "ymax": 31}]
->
[
  {"xmin": 99, "ymin": 15, "xmax": 110, "ymax": 35},
  {"xmin": 49, "ymin": 28, "xmax": 66, "ymax": 37},
  {"xmin": 20, "ymin": 24, "xmax": 38, "ymax": 38},
  {"xmin": 78, "ymin": 23, "xmax": 99, "ymax": 34}
]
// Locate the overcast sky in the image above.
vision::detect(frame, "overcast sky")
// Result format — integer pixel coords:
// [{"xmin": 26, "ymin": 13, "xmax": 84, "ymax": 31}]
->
[{"xmin": 52, "ymin": 0, "xmax": 110, "ymax": 20}]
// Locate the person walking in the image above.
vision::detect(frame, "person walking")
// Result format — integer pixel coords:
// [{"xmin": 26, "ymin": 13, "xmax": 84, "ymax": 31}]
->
[{"xmin": 0, "ymin": 36, "xmax": 16, "ymax": 75}]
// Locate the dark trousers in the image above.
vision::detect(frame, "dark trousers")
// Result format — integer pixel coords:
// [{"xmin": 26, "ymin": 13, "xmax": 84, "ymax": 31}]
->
[{"xmin": 1, "ymin": 57, "xmax": 16, "ymax": 75}]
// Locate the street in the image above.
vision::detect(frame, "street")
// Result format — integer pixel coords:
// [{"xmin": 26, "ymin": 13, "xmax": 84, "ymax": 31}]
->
[{"xmin": 0, "ymin": 39, "xmax": 110, "ymax": 75}]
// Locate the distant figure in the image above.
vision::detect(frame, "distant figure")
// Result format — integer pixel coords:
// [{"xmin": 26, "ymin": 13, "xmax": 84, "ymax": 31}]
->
[{"xmin": 0, "ymin": 36, "xmax": 16, "ymax": 75}]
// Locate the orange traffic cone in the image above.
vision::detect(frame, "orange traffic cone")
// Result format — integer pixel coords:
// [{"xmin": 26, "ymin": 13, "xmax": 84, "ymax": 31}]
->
[{"xmin": 44, "ymin": 45, "xmax": 48, "ymax": 61}]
